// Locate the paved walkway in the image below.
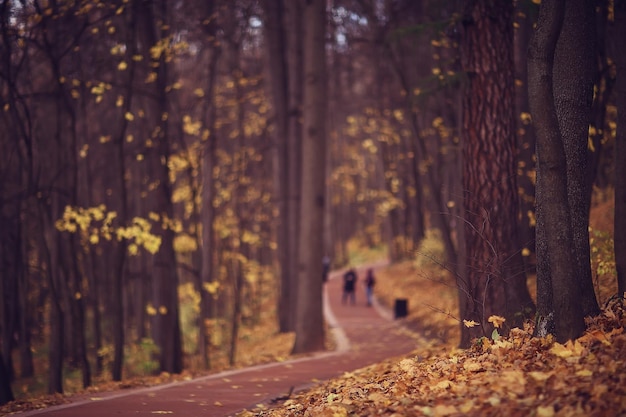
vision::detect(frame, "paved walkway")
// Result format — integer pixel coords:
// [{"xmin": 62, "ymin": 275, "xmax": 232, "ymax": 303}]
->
[{"xmin": 21, "ymin": 267, "xmax": 417, "ymax": 416}]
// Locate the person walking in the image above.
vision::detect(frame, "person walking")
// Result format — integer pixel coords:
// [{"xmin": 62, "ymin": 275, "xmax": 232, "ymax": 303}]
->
[
  {"xmin": 322, "ymin": 255, "xmax": 331, "ymax": 283},
  {"xmin": 342, "ymin": 268, "xmax": 357, "ymax": 305},
  {"xmin": 364, "ymin": 268, "xmax": 375, "ymax": 306}
]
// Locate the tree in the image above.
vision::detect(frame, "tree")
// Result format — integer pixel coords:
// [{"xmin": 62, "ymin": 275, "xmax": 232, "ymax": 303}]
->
[
  {"xmin": 552, "ymin": 0, "xmax": 599, "ymax": 318},
  {"xmin": 140, "ymin": 0, "xmax": 183, "ymax": 374},
  {"xmin": 198, "ymin": 0, "xmax": 221, "ymax": 370},
  {"xmin": 262, "ymin": 0, "xmax": 302, "ymax": 333},
  {"xmin": 460, "ymin": 0, "xmax": 535, "ymax": 347},
  {"xmin": 0, "ymin": 352, "xmax": 13, "ymax": 406},
  {"xmin": 527, "ymin": 0, "xmax": 592, "ymax": 342},
  {"xmin": 292, "ymin": 0, "xmax": 327, "ymax": 354},
  {"xmin": 615, "ymin": 0, "xmax": 626, "ymax": 298}
]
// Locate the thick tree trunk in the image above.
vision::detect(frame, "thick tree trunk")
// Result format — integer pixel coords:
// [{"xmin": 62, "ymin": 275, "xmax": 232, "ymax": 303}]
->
[
  {"xmin": 615, "ymin": 0, "xmax": 626, "ymax": 298},
  {"xmin": 553, "ymin": 0, "xmax": 599, "ymax": 317},
  {"xmin": 263, "ymin": 0, "xmax": 295, "ymax": 333},
  {"xmin": 292, "ymin": 0, "xmax": 327, "ymax": 354},
  {"xmin": 460, "ymin": 0, "xmax": 534, "ymax": 347},
  {"xmin": 528, "ymin": 0, "xmax": 586, "ymax": 342}
]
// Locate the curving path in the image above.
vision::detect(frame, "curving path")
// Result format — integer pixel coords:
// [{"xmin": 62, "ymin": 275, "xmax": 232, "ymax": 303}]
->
[{"xmin": 20, "ymin": 266, "xmax": 417, "ymax": 417}]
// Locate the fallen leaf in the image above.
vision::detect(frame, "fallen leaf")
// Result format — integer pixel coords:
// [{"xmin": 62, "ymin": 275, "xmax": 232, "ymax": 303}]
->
[
  {"xmin": 488, "ymin": 315, "xmax": 506, "ymax": 328},
  {"xmin": 537, "ymin": 405, "xmax": 555, "ymax": 417},
  {"xmin": 463, "ymin": 320, "xmax": 479, "ymax": 328}
]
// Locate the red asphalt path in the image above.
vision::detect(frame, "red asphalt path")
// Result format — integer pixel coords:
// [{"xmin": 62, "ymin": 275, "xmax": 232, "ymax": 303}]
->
[{"xmin": 19, "ymin": 267, "xmax": 417, "ymax": 417}]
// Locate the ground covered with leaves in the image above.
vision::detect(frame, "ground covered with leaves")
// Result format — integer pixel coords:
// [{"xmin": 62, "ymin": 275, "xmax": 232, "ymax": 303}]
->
[
  {"xmin": 242, "ymin": 201, "xmax": 624, "ymax": 417},
  {"xmin": 245, "ymin": 296, "xmax": 626, "ymax": 417}
]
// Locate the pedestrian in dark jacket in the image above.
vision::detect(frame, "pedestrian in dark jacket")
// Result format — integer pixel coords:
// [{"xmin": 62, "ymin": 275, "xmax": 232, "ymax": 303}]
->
[
  {"xmin": 342, "ymin": 269, "xmax": 357, "ymax": 305},
  {"xmin": 364, "ymin": 268, "xmax": 375, "ymax": 306}
]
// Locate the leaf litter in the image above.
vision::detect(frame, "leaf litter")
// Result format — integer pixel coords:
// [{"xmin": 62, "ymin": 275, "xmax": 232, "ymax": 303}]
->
[{"xmin": 244, "ymin": 296, "xmax": 626, "ymax": 417}]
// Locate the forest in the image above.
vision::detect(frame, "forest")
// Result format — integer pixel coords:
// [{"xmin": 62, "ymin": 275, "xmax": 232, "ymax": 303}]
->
[{"xmin": 0, "ymin": 0, "xmax": 624, "ymax": 411}]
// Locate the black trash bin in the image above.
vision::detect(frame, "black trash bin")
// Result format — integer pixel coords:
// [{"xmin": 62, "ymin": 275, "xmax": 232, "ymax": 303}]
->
[{"xmin": 394, "ymin": 298, "xmax": 408, "ymax": 319}]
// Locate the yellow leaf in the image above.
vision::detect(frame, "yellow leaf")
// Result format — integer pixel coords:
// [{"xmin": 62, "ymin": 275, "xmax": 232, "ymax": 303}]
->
[
  {"xmin": 118, "ymin": 61, "xmax": 128, "ymax": 70},
  {"xmin": 529, "ymin": 371, "xmax": 551, "ymax": 382},
  {"xmin": 128, "ymin": 243, "xmax": 138, "ymax": 255},
  {"xmin": 576, "ymin": 369, "xmax": 593, "ymax": 377},
  {"xmin": 145, "ymin": 72, "xmax": 157, "ymax": 83},
  {"xmin": 433, "ymin": 404, "xmax": 457, "ymax": 416},
  {"xmin": 435, "ymin": 380, "xmax": 453, "ymax": 390},
  {"xmin": 146, "ymin": 304, "xmax": 157, "ymax": 316},
  {"xmin": 124, "ymin": 112, "xmax": 134, "ymax": 121},
  {"xmin": 550, "ymin": 342, "xmax": 573, "ymax": 358},
  {"xmin": 488, "ymin": 315, "xmax": 506, "ymax": 328},
  {"xmin": 536, "ymin": 405, "xmax": 555, "ymax": 417},
  {"xmin": 463, "ymin": 320, "xmax": 479, "ymax": 328},
  {"xmin": 463, "ymin": 360, "xmax": 482, "ymax": 372},
  {"xmin": 203, "ymin": 281, "xmax": 220, "ymax": 295}
]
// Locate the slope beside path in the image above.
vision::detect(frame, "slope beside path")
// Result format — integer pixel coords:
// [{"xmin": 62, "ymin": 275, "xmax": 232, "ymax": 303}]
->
[{"xmin": 19, "ymin": 266, "xmax": 417, "ymax": 417}]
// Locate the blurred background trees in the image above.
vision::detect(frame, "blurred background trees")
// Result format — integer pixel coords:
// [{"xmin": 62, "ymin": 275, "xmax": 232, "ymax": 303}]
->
[{"xmin": 0, "ymin": 0, "xmax": 622, "ymax": 401}]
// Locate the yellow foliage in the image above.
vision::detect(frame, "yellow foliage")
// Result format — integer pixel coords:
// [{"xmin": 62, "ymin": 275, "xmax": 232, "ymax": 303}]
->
[
  {"xmin": 173, "ymin": 233, "xmax": 197, "ymax": 253},
  {"xmin": 202, "ymin": 281, "xmax": 220, "ymax": 296}
]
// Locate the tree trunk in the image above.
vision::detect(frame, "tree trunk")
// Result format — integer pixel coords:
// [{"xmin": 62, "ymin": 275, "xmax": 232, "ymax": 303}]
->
[
  {"xmin": 615, "ymin": 0, "xmax": 626, "ymax": 298},
  {"xmin": 198, "ymin": 0, "xmax": 220, "ymax": 369},
  {"xmin": 460, "ymin": 0, "xmax": 534, "ymax": 347},
  {"xmin": 514, "ymin": 1, "xmax": 538, "ymax": 271},
  {"xmin": 44, "ymin": 217, "xmax": 64, "ymax": 394},
  {"xmin": 286, "ymin": 0, "xmax": 303, "ymax": 333},
  {"xmin": 528, "ymin": 0, "xmax": 586, "ymax": 342},
  {"xmin": 0, "ymin": 351, "xmax": 13, "ymax": 406},
  {"xmin": 263, "ymin": 0, "xmax": 295, "ymax": 333},
  {"xmin": 553, "ymin": 0, "xmax": 599, "ymax": 317},
  {"xmin": 292, "ymin": 0, "xmax": 327, "ymax": 354},
  {"xmin": 141, "ymin": 0, "xmax": 183, "ymax": 374}
]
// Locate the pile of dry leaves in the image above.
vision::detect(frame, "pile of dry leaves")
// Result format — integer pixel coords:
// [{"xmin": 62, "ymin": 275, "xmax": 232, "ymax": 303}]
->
[{"xmin": 247, "ymin": 296, "xmax": 626, "ymax": 417}]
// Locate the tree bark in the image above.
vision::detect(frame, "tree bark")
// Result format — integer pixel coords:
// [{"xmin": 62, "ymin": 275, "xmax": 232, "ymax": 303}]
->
[
  {"xmin": 263, "ymin": 0, "xmax": 296, "ymax": 333},
  {"xmin": 514, "ymin": 1, "xmax": 538, "ymax": 271},
  {"xmin": 141, "ymin": 0, "xmax": 183, "ymax": 374},
  {"xmin": 286, "ymin": 0, "xmax": 303, "ymax": 333},
  {"xmin": 0, "ymin": 351, "xmax": 13, "ymax": 406},
  {"xmin": 553, "ymin": 0, "xmax": 599, "ymax": 317},
  {"xmin": 615, "ymin": 0, "xmax": 626, "ymax": 298},
  {"xmin": 292, "ymin": 0, "xmax": 327, "ymax": 354},
  {"xmin": 460, "ymin": 0, "xmax": 535, "ymax": 347},
  {"xmin": 528, "ymin": 0, "xmax": 586, "ymax": 342},
  {"xmin": 198, "ymin": 0, "xmax": 220, "ymax": 370}
]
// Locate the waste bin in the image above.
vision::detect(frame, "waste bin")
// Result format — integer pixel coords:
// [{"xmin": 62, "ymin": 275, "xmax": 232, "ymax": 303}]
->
[{"xmin": 394, "ymin": 298, "xmax": 408, "ymax": 319}]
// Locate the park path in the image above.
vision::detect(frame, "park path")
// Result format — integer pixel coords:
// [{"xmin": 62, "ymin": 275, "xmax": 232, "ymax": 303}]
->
[{"xmin": 21, "ymin": 266, "xmax": 417, "ymax": 417}]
